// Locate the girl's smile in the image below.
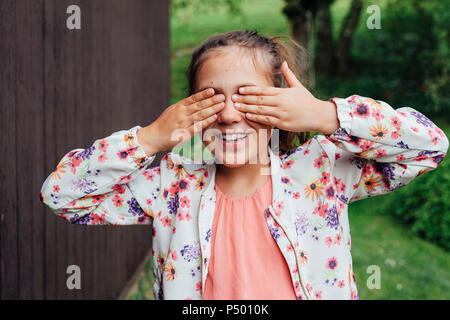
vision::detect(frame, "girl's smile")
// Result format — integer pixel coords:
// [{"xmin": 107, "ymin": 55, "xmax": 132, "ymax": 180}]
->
[
  {"xmin": 220, "ymin": 133, "xmax": 249, "ymax": 150},
  {"xmin": 213, "ymin": 129, "xmax": 252, "ymax": 149}
]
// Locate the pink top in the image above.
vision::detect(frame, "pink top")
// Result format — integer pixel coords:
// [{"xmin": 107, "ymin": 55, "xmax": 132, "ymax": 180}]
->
[{"xmin": 202, "ymin": 177, "xmax": 297, "ymax": 300}]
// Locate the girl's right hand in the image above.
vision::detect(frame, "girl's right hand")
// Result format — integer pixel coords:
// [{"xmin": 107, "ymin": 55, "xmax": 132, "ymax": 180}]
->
[{"xmin": 137, "ymin": 88, "xmax": 225, "ymax": 156}]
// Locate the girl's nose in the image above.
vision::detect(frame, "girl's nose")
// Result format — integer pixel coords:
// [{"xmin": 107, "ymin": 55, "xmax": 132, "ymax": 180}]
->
[{"xmin": 217, "ymin": 96, "xmax": 243, "ymax": 124}]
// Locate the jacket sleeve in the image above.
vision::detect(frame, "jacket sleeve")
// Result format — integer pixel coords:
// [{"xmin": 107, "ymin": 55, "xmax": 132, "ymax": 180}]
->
[
  {"xmin": 322, "ymin": 95, "xmax": 449, "ymax": 204},
  {"xmin": 40, "ymin": 125, "xmax": 161, "ymax": 225}
]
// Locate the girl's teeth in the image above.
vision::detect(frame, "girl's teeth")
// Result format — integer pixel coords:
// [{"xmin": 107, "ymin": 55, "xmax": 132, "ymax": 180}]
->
[{"xmin": 221, "ymin": 133, "xmax": 248, "ymax": 141}]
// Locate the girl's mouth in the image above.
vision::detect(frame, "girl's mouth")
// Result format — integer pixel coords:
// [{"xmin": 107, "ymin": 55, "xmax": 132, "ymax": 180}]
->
[
  {"xmin": 215, "ymin": 132, "xmax": 251, "ymax": 149},
  {"xmin": 221, "ymin": 133, "xmax": 250, "ymax": 142}
]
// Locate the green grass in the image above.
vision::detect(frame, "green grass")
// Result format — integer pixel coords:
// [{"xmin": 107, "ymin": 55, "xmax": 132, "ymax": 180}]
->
[
  {"xmin": 125, "ymin": 254, "xmax": 155, "ymax": 300},
  {"xmin": 127, "ymin": 0, "xmax": 450, "ymax": 300},
  {"xmin": 349, "ymin": 196, "xmax": 450, "ymax": 299}
]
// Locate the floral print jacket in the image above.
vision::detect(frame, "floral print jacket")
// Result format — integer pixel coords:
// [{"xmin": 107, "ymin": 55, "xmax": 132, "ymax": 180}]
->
[{"xmin": 40, "ymin": 95, "xmax": 449, "ymax": 300}]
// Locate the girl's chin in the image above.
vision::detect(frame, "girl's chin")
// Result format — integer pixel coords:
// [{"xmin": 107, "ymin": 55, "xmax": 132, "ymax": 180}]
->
[
  {"xmin": 213, "ymin": 153, "xmax": 250, "ymax": 167},
  {"xmin": 219, "ymin": 163, "xmax": 246, "ymax": 168}
]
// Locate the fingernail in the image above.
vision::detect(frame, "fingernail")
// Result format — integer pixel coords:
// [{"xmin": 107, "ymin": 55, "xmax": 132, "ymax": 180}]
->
[
  {"xmin": 208, "ymin": 88, "xmax": 214, "ymax": 95},
  {"xmin": 234, "ymin": 103, "xmax": 240, "ymax": 108},
  {"xmin": 232, "ymin": 94, "xmax": 239, "ymax": 100},
  {"xmin": 239, "ymin": 87, "xmax": 245, "ymax": 93}
]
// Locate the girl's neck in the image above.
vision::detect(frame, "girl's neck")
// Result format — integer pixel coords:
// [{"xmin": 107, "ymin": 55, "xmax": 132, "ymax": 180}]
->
[{"xmin": 215, "ymin": 152, "xmax": 271, "ymax": 198}]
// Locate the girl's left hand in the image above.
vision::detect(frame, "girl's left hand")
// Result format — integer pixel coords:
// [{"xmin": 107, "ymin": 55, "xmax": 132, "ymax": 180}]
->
[{"xmin": 232, "ymin": 61, "xmax": 340, "ymax": 134}]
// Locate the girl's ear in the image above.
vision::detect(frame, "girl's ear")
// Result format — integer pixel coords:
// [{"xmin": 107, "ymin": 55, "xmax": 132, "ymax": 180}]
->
[{"xmin": 281, "ymin": 61, "xmax": 302, "ymax": 88}]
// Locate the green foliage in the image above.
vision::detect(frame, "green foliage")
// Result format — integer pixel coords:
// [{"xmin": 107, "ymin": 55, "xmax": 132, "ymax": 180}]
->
[
  {"xmin": 126, "ymin": 257, "xmax": 155, "ymax": 300},
  {"xmin": 338, "ymin": 0, "xmax": 450, "ymax": 119},
  {"xmin": 171, "ymin": 0, "xmax": 245, "ymax": 16}
]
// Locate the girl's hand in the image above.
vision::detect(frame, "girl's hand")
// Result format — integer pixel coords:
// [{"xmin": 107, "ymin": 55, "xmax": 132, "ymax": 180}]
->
[
  {"xmin": 231, "ymin": 61, "xmax": 340, "ymax": 134},
  {"xmin": 137, "ymin": 89, "xmax": 225, "ymax": 156}
]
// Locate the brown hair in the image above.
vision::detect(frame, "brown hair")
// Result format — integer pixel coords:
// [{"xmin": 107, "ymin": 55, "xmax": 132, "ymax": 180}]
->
[{"xmin": 186, "ymin": 29, "xmax": 312, "ymax": 154}]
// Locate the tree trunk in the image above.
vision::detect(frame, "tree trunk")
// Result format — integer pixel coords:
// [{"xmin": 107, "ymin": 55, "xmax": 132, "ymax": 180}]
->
[
  {"xmin": 282, "ymin": 0, "xmax": 319, "ymax": 50},
  {"xmin": 315, "ymin": 0, "xmax": 335, "ymax": 77},
  {"xmin": 288, "ymin": 12, "xmax": 313, "ymax": 49},
  {"xmin": 282, "ymin": 0, "xmax": 320, "ymax": 83},
  {"xmin": 336, "ymin": 0, "xmax": 363, "ymax": 77}
]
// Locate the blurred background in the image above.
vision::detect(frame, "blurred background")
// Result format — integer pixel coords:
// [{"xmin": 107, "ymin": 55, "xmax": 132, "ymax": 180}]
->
[{"xmin": 127, "ymin": 0, "xmax": 450, "ymax": 300}]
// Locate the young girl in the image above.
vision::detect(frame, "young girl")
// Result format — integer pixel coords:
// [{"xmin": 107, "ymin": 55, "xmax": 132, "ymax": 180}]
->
[{"xmin": 40, "ymin": 30, "xmax": 448, "ymax": 300}]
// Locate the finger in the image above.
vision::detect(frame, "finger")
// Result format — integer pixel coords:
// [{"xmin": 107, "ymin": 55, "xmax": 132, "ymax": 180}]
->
[
  {"xmin": 245, "ymin": 113, "xmax": 279, "ymax": 126},
  {"xmin": 192, "ymin": 102, "xmax": 225, "ymax": 121},
  {"xmin": 187, "ymin": 94, "xmax": 225, "ymax": 114},
  {"xmin": 234, "ymin": 103, "xmax": 279, "ymax": 117},
  {"xmin": 282, "ymin": 61, "xmax": 303, "ymax": 88},
  {"xmin": 183, "ymin": 88, "xmax": 215, "ymax": 106},
  {"xmin": 192, "ymin": 114, "xmax": 218, "ymax": 134},
  {"xmin": 238, "ymin": 86, "xmax": 280, "ymax": 96},
  {"xmin": 232, "ymin": 93, "xmax": 278, "ymax": 106}
]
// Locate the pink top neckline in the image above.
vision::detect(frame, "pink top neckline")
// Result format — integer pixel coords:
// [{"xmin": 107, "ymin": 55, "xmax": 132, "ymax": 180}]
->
[{"xmin": 214, "ymin": 177, "xmax": 272, "ymax": 201}]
